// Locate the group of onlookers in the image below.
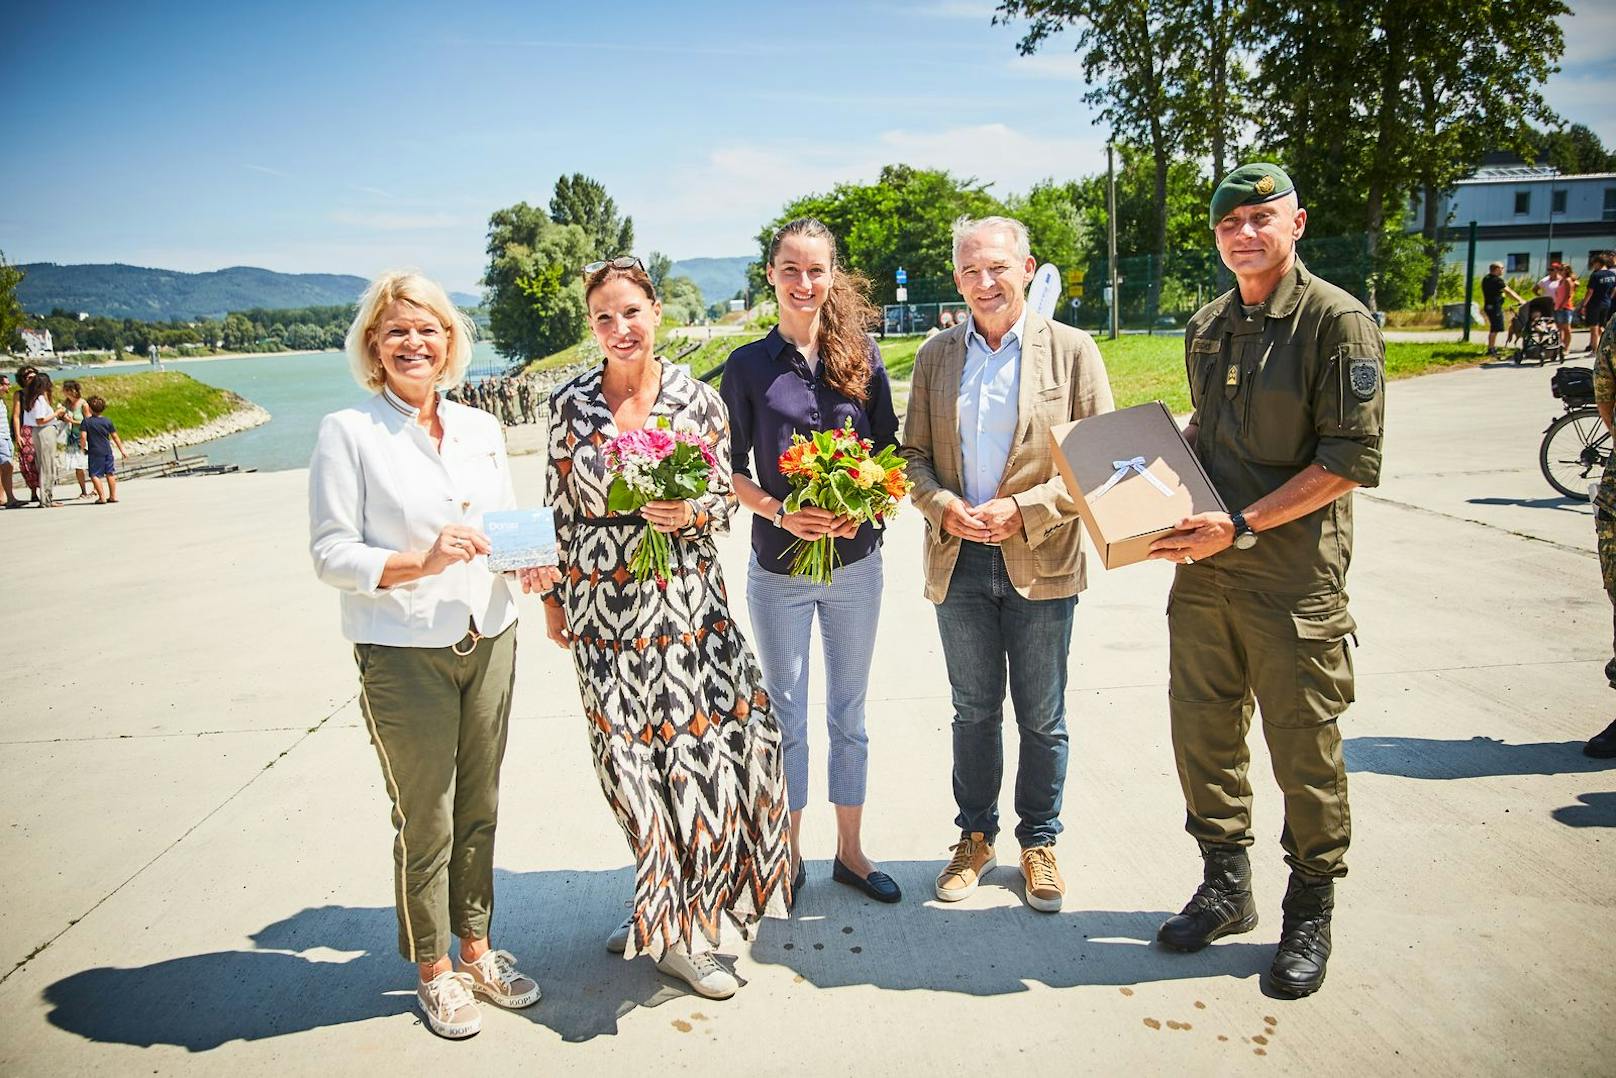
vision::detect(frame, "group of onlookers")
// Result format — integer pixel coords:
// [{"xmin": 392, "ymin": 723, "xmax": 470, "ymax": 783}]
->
[
  {"xmin": 3, "ymin": 366, "xmax": 128, "ymax": 509},
  {"xmin": 445, "ymin": 374, "xmax": 542, "ymax": 427},
  {"xmin": 1483, "ymin": 254, "xmax": 1616, "ymax": 357}
]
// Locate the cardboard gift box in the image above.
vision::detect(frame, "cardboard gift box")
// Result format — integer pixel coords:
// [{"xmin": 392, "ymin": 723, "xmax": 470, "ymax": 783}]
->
[{"xmin": 1048, "ymin": 400, "xmax": 1227, "ymax": 569}]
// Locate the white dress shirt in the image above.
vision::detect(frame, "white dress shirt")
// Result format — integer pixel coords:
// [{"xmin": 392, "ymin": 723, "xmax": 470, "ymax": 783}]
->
[
  {"xmin": 308, "ymin": 386, "xmax": 517, "ymax": 647},
  {"xmin": 958, "ymin": 308, "xmax": 1027, "ymax": 506}
]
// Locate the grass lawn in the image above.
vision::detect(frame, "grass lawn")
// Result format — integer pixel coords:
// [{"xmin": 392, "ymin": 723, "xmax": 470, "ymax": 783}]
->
[
  {"xmin": 56, "ymin": 372, "xmax": 242, "ymax": 441},
  {"xmin": 1099, "ymin": 334, "xmax": 1489, "ymax": 413}
]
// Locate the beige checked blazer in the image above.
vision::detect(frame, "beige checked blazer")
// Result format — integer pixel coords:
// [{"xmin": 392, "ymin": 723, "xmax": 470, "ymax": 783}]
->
[{"xmin": 900, "ymin": 311, "xmax": 1115, "ymax": 604}]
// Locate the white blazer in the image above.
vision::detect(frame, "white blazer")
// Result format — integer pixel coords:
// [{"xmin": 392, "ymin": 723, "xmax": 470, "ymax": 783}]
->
[{"xmin": 308, "ymin": 387, "xmax": 518, "ymax": 647}]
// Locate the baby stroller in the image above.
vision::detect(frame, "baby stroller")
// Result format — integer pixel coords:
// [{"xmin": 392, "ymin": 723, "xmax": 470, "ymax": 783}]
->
[{"xmin": 1508, "ymin": 295, "xmax": 1564, "ymax": 366}]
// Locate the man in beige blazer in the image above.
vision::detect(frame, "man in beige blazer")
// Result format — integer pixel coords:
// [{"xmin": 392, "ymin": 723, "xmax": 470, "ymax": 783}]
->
[{"xmin": 901, "ymin": 215, "xmax": 1114, "ymax": 914}]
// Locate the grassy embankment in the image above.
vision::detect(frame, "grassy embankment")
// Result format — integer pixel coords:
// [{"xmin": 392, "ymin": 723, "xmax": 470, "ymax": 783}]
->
[{"xmin": 47, "ymin": 372, "xmax": 241, "ymax": 441}]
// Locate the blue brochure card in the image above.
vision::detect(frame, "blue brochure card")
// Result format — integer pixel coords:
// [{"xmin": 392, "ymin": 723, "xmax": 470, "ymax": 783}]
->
[{"xmin": 484, "ymin": 508, "xmax": 558, "ymax": 571}]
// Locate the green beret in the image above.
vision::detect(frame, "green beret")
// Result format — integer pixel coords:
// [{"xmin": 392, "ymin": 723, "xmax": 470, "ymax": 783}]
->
[{"xmin": 1209, "ymin": 163, "xmax": 1295, "ymax": 228}]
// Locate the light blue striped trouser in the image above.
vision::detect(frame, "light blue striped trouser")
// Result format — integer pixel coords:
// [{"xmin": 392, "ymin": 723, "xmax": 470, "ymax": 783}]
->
[{"xmin": 745, "ymin": 547, "xmax": 884, "ymax": 812}]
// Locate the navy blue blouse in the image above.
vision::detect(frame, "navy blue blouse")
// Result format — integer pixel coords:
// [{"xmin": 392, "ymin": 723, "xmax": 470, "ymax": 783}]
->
[{"xmin": 719, "ymin": 327, "xmax": 900, "ymax": 574}]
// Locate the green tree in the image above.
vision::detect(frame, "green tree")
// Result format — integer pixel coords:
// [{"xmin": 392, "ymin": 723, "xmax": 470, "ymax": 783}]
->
[
  {"xmin": 0, "ymin": 251, "xmax": 25, "ymax": 353},
  {"xmin": 659, "ymin": 275, "xmax": 706, "ymax": 325},
  {"xmin": 1250, "ymin": 0, "xmax": 1565, "ymax": 308},
  {"xmin": 1005, "ymin": 180, "xmax": 1086, "ymax": 276},
  {"xmin": 1530, "ymin": 122, "xmax": 1616, "ymax": 174},
  {"xmin": 756, "ymin": 165, "xmax": 1004, "ymax": 305},
  {"xmin": 647, "ymin": 251, "xmax": 674, "ymax": 291},
  {"xmin": 222, "ymin": 313, "xmax": 255, "ymax": 351},
  {"xmin": 549, "ymin": 173, "xmax": 634, "ymax": 261},
  {"xmin": 999, "ymin": 0, "xmax": 1200, "ymax": 317},
  {"xmin": 483, "ymin": 201, "xmax": 593, "ymax": 362}
]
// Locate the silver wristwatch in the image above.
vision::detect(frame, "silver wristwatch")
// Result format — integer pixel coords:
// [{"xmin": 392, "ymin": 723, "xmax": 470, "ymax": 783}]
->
[
  {"xmin": 773, "ymin": 503, "xmax": 788, "ymax": 529},
  {"xmin": 1231, "ymin": 510, "xmax": 1258, "ymax": 550}
]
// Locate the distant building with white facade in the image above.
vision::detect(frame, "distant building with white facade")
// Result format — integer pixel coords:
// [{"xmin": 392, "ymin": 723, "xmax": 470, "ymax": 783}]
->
[
  {"xmin": 1417, "ymin": 166, "xmax": 1616, "ymax": 278},
  {"xmin": 20, "ymin": 328, "xmax": 52, "ymax": 358}
]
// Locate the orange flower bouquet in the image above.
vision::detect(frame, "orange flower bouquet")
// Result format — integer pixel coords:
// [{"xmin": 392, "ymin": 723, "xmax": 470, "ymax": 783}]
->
[{"xmin": 777, "ymin": 420, "xmax": 912, "ymax": 584}]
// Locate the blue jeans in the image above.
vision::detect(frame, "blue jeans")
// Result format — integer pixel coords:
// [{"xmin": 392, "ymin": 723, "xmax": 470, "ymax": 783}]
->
[
  {"xmin": 746, "ymin": 549, "xmax": 884, "ymax": 811},
  {"xmin": 935, "ymin": 541, "xmax": 1075, "ymax": 848}
]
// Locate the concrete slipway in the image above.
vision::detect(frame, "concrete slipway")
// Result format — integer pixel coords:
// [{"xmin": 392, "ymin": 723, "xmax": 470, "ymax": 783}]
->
[{"xmin": 0, "ymin": 359, "xmax": 1610, "ymax": 1076}]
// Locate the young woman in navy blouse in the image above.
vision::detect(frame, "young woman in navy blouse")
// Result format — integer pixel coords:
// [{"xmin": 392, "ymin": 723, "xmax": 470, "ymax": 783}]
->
[{"xmin": 720, "ymin": 218, "xmax": 903, "ymax": 904}]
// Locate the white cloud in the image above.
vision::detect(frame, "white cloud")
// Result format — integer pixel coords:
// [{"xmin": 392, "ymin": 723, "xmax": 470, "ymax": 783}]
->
[
  {"xmin": 327, "ymin": 210, "xmax": 462, "ymax": 231},
  {"xmin": 1557, "ymin": 8, "xmax": 1616, "ymax": 71},
  {"xmin": 244, "ymin": 163, "xmax": 291, "ymax": 179},
  {"xmin": 1005, "ymin": 52, "xmax": 1088, "ymax": 83},
  {"xmin": 897, "ymin": 1, "xmax": 1000, "ymax": 18}
]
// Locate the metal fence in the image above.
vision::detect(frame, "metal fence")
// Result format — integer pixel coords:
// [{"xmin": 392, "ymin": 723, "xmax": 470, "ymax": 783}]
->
[{"xmin": 881, "ymin": 235, "xmax": 1383, "ymax": 335}]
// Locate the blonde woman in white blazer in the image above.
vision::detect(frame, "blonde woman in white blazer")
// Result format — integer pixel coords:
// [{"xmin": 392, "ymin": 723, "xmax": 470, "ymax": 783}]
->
[{"xmin": 309, "ymin": 271, "xmax": 557, "ymax": 1040}]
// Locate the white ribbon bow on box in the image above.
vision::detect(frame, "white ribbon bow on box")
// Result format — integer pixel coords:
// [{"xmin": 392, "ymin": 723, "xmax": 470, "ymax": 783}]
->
[{"xmin": 1090, "ymin": 456, "xmax": 1175, "ymax": 500}]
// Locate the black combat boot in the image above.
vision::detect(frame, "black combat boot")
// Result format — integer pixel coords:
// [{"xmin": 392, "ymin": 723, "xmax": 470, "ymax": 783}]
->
[
  {"xmin": 1157, "ymin": 844, "xmax": 1258, "ymax": 952},
  {"xmin": 1267, "ymin": 872, "xmax": 1334, "ymax": 997}
]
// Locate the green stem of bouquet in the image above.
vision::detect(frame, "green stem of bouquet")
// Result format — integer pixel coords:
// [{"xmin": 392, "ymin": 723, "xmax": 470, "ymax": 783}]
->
[
  {"xmin": 787, "ymin": 535, "xmax": 840, "ymax": 585},
  {"xmin": 630, "ymin": 525, "xmax": 672, "ymax": 583}
]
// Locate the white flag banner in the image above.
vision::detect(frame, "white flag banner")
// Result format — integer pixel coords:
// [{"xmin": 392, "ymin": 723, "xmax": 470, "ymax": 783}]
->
[{"xmin": 1029, "ymin": 263, "xmax": 1061, "ymax": 319}]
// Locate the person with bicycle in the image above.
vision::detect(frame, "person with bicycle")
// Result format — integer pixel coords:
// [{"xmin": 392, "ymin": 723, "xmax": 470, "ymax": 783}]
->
[{"xmin": 1586, "ymin": 309, "xmax": 1616, "ymax": 758}]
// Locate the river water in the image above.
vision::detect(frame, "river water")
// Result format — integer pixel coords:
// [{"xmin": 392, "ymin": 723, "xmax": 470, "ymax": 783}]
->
[{"xmin": 54, "ymin": 341, "xmax": 512, "ymax": 473}]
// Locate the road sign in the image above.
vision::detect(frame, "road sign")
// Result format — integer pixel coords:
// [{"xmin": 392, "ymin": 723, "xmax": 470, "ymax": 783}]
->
[
  {"xmin": 1029, "ymin": 263, "xmax": 1061, "ymax": 319},
  {"xmin": 895, "ymin": 267, "xmax": 908, "ymax": 285},
  {"xmin": 895, "ymin": 286, "xmax": 907, "ymax": 302}
]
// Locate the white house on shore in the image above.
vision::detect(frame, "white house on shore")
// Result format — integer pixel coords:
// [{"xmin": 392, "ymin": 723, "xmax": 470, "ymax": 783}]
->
[
  {"xmin": 1416, "ymin": 165, "xmax": 1616, "ymax": 278},
  {"xmin": 20, "ymin": 328, "xmax": 52, "ymax": 359}
]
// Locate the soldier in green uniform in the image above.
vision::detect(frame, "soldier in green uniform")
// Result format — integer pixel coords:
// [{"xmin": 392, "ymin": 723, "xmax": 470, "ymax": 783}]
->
[
  {"xmin": 1585, "ymin": 310, "xmax": 1616, "ymax": 757},
  {"xmin": 1147, "ymin": 163, "xmax": 1385, "ymax": 998}
]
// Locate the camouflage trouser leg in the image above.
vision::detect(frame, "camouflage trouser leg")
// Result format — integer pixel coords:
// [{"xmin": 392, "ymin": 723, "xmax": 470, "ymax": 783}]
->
[{"xmin": 1599, "ymin": 510, "xmax": 1616, "ymax": 689}]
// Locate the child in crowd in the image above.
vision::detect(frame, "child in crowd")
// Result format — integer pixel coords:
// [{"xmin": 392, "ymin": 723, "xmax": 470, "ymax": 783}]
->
[{"xmin": 81, "ymin": 396, "xmax": 126, "ymax": 504}]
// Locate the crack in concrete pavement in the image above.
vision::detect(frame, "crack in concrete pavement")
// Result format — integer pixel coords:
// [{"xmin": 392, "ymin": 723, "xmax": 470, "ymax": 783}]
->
[
  {"xmin": 1360, "ymin": 491, "xmax": 1595, "ymax": 558},
  {"xmin": 0, "ymin": 692, "xmax": 358, "ymax": 988}
]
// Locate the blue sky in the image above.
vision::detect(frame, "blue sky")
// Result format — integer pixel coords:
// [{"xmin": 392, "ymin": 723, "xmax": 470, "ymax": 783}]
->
[{"xmin": 4, "ymin": 0, "xmax": 1613, "ymax": 294}]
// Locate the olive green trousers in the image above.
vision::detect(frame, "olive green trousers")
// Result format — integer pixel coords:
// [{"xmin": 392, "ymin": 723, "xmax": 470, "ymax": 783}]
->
[
  {"xmin": 355, "ymin": 623, "xmax": 517, "ymax": 962},
  {"xmin": 1167, "ymin": 569, "xmax": 1355, "ymax": 879}
]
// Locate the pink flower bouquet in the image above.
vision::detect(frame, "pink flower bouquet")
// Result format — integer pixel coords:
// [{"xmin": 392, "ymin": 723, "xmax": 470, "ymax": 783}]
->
[{"xmin": 601, "ymin": 417, "xmax": 717, "ymax": 584}]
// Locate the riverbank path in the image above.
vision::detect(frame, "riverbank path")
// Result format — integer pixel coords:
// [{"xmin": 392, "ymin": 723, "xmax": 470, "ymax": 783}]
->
[{"xmin": 0, "ymin": 358, "xmax": 1610, "ymax": 1075}]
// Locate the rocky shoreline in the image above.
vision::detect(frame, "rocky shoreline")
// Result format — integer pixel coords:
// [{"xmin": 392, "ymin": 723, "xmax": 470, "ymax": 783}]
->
[{"xmin": 123, "ymin": 396, "xmax": 272, "ymax": 459}]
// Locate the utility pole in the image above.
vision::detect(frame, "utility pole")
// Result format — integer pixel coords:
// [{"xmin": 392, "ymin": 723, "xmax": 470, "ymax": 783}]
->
[
  {"xmin": 1107, "ymin": 141, "xmax": 1119, "ymax": 341},
  {"xmin": 1462, "ymin": 220, "xmax": 1477, "ymax": 344}
]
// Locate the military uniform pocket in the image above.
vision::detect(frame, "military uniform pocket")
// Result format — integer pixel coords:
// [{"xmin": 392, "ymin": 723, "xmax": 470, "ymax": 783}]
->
[{"xmin": 1277, "ymin": 607, "xmax": 1357, "ymax": 728}]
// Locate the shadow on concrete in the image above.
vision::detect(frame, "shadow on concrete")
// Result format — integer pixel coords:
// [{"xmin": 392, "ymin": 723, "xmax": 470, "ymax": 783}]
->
[
  {"xmin": 42, "ymin": 867, "xmax": 690, "ymax": 1049},
  {"xmin": 1467, "ymin": 496, "xmax": 1591, "ymax": 513},
  {"xmin": 756, "ymin": 859, "xmax": 1270, "ymax": 995},
  {"xmin": 1344, "ymin": 735, "xmax": 1616, "ymax": 780},
  {"xmin": 1551, "ymin": 792, "xmax": 1616, "ymax": 828},
  {"xmin": 41, "ymin": 863, "xmax": 1272, "ymax": 1050}
]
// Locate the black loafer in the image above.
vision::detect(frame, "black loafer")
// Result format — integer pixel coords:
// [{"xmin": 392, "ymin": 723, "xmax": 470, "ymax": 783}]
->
[
  {"xmin": 787, "ymin": 859, "xmax": 806, "ymax": 908},
  {"xmin": 832, "ymin": 858, "xmax": 902, "ymax": 903}
]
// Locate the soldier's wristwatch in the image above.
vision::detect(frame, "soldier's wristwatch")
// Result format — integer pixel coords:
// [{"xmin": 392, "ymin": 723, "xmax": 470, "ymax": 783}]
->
[{"xmin": 1231, "ymin": 510, "xmax": 1258, "ymax": 550}]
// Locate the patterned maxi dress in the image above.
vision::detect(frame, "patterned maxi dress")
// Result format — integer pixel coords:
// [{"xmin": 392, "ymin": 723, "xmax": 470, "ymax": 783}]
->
[{"xmin": 545, "ymin": 360, "xmax": 792, "ymax": 959}]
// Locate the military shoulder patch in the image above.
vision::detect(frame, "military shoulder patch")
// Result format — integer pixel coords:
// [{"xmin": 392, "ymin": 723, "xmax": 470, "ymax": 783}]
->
[{"xmin": 1348, "ymin": 358, "xmax": 1380, "ymax": 401}]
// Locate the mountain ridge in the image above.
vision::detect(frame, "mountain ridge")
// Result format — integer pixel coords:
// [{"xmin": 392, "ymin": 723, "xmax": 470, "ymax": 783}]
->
[{"xmin": 17, "ymin": 262, "xmax": 481, "ymax": 319}]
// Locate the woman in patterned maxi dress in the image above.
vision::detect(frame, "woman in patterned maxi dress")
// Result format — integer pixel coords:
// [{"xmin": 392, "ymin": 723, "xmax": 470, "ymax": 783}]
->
[{"xmin": 541, "ymin": 261, "xmax": 791, "ymax": 999}]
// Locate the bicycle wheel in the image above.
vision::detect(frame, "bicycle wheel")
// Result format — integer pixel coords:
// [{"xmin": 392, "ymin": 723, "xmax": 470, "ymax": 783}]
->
[{"xmin": 1540, "ymin": 406, "xmax": 1611, "ymax": 500}]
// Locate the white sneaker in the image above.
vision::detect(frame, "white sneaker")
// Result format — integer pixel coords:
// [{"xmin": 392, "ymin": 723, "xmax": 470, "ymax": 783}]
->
[
  {"xmin": 606, "ymin": 914, "xmax": 633, "ymax": 955},
  {"xmin": 455, "ymin": 948, "xmax": 540, "ymax": 1008},
  {"xmin": 417, "ymin": 970, "xmax": 481, "ymax": 1039},
  {"xmin": 655, "ymin": 948, "xmax": 739, "ymax": 999}
]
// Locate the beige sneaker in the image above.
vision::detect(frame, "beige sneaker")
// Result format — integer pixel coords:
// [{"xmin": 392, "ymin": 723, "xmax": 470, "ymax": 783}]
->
[
  {"xmin": 935, "ymin": 831, "xmax": 997, "ymax": 902},
  {"xmin": 655, "ymin": 948, "xmax": 739, "ymax": 1000},
  {"xmin": 1020, "ymin": 845, "xmax": 1065, "ymax": 913},
  {"xmin": 417, "ymin": 970, "xmax": 481, "ymax": 1039},
  {"xmin": 456, "ymin": 948, "xmax": 541, "ymax": 1008}
]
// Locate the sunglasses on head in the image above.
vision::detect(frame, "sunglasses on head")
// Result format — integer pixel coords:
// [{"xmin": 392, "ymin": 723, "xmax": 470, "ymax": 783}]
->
[{"xmin": 583, "ymin": 256, "xmax": 644, "ymax": 275}]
